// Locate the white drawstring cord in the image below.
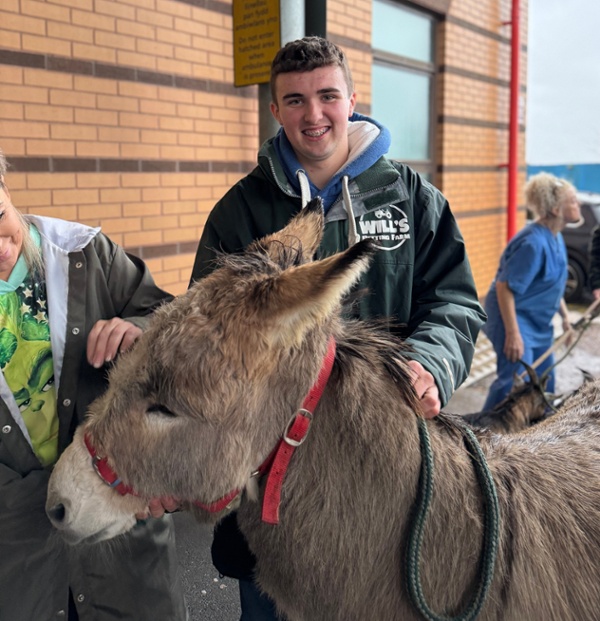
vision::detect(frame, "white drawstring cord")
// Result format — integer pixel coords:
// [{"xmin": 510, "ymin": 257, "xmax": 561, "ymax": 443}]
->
[
  {"xmin": 297, "ymin": 171, "xmax": 359, "ymax": 247},
  {"xmin": 297, "ymin": 170, "xmax": 311, "ymax": 209},
  {"xmin": 342, "ymin": 176, "xmax": 359, "ymax": 246}
]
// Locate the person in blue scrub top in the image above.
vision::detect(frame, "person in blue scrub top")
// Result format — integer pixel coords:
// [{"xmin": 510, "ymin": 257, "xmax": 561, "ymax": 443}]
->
[{"xmin": 482, "ymin": 172, "xmax": 580, "ymax": 409}]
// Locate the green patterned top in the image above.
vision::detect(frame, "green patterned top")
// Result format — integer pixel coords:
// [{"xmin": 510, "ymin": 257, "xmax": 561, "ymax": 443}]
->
[{"xmin": 0, "ymin": 226, "xmax": 57, "ymax": 466}]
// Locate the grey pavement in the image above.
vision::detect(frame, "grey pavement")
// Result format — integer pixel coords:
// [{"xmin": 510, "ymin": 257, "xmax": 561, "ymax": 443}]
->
[{"xmin": 174, "ymin": 513, "xmax": 241, "ymax": 621}]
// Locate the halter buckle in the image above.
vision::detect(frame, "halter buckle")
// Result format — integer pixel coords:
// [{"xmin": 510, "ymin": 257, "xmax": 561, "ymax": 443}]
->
[
  {"xmin": 91, "ymin": 454, "xmax": 123, "ymax": 488},
  {"xmin": 283, "ymin": 408, "xmax": 313, "ymax": 447}
]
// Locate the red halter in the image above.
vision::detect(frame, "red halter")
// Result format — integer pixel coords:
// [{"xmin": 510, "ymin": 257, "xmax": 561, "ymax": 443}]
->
[
  {"xmin": 84, "ymin": 434, "xmax": 136, "ymax": 496},
  {"xmin": 84, "ymin": 336, "xmax": 336, "ymax": 525}
]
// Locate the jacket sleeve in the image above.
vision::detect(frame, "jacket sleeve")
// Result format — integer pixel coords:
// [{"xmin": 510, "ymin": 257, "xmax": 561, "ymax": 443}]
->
[
  {"xmin": 404, "ymin": 180, "xmax": 486, "ymax": 405},
  {"xmin": 91, "ymin": 233, "xmax": 174, "ymax": 329},
  {"xmin": 188, "ymin": 183, "xmax": 264, "ymax": 285},
  {"xmin": 189, "ymin": 170, "xmax": 299, "ymax": 287},
  {"xmin": 589, "ymin": 225, "xmax": 600, "ymax": 291},
  {"xmin": 189, "ymin": 216, "xmax": 228, "ymax": 285}
]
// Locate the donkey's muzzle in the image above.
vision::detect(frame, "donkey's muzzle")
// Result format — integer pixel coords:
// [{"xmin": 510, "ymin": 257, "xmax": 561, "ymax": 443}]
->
[{"xmin": 46, "ymin": 502, "xmax": 67, "ymax": 527}]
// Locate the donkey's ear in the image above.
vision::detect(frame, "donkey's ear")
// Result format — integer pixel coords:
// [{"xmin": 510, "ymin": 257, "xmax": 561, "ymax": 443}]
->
[
  {"xmin": 248, "ymin": 198, "xmax": 324, "ymax": 265},
  {"xmin": 257, "ymin": 239, "xmax": 376, "ymax": 347}
]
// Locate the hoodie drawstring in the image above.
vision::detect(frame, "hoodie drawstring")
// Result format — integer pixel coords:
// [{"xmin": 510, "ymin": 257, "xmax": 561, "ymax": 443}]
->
[
  {"xmin": 342, "ymin": 176, "xmax": 359, "ymax": 247},
  {"xmin": 297, "ymin": 170, "xmax": 311, "ymax": 209},
  {"xmin": 296, "ymin": 171, "xmax": 359, "ymax": 248}
]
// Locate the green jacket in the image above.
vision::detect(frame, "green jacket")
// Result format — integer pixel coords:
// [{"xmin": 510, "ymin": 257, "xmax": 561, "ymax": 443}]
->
[
  {"xmin": 0, "ymin": 217, "xmax": 187, "ymax": 621},
  {"xmin": 191, "ymin": 141, "xmax": 485, "ymax": 405}
]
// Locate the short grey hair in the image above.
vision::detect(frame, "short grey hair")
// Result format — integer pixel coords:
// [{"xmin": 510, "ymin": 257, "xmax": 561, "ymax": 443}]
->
[
  {"xmin": 525, "ymin": 172, "xmax": 576, "ymax": 219},
  {"xmin": 0, "ymin": 148, "xmax": 44, "ymax": 276}
]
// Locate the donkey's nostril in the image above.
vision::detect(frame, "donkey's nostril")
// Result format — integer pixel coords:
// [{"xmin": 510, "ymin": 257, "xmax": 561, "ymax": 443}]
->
[{"xmin": 47, "ymin": 503, "xmax": 66, "ymax": 524}]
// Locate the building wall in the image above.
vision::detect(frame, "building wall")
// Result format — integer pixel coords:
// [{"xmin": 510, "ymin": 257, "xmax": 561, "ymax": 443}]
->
[
  {"xmin": 0, "ymin": 0, "xmax": 526, "ymax": 296},
  {"xmin": 439, "ymin": 0, "xmax": 528, "ymax": 293},
  {"xmin": 0, "ymin": 0, "xmax": 257, "ymax": 295}
]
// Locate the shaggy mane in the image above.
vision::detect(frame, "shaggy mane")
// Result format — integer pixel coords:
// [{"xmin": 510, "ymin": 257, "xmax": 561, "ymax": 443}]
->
[
  {"xmin": 334, "ymin": 317, "xmax": 420, "ymax": 414},
  {"xmin": 214, "ymin": 241, "xmax": 305, "ymax": 276}
]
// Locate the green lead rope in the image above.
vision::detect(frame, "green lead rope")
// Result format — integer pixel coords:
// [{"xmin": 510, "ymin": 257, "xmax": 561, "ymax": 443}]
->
[{"xmin": 406, "ymin": 417, "xmax": 501, "ymax": 621}]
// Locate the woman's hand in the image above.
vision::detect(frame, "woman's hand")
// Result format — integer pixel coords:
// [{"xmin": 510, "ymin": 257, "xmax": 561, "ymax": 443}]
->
[
  {"xmin": 86, "ymin": 318, "xmax": 142, "ymax": 368},
  {"xmin": 503, "ymin": 329, "xmax": 524, "ymax": 362},
  {"xmin": 562, "ymin": 317, "xmax": 577, "ymax": 347}
]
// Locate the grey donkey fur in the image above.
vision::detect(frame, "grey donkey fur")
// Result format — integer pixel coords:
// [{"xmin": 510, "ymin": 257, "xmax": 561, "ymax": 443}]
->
[{"xmin": 47, "ymin": 199, "xmax": 600, "ymax": 621}]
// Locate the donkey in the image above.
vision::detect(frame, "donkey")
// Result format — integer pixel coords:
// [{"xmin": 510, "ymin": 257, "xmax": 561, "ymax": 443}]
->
[
  {"xmin": 46, "ymin": 201, "xmax": 600, "ymax": 621},
  {"xmin": 461, "ymin": 362, "xmax": 555, "ymax": 433}
]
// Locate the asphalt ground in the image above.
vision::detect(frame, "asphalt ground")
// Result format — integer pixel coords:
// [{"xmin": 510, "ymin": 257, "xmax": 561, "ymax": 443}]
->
[{"xmin": 173, "ymin": 513, "xmax": 241, "ymax": 621}]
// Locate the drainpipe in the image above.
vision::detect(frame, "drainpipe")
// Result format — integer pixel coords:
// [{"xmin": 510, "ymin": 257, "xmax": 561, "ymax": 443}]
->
[
  {"xmin": 258, "ymin": 1, "xmax": 306, "ymax": 145},
  {"xmin": 505, "ymin": 0, "xmax": 520, "ymax": 241},
  {"xmin": 257, "ymin": 0, "xmax": 326, "ymax": 144}
]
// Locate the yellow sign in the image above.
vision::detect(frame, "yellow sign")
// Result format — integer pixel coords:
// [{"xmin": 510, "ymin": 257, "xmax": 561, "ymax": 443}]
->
[{"xmin": 233, "ymin": 0, "xmax": 281, "ymax": 87}]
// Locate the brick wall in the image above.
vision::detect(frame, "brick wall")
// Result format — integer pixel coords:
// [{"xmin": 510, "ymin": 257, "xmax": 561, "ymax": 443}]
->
[
  {"xmin": 1, "ymin": 0, "xmax": 257, "ymax": 295},
  {"xmin": 327, "ymin": 0, "xmax": 527, "ymax": 294},
  {"xmin": 440, "ymin": 0, "xmax": 528, "ymax": 293},
  {"xmin": 328, "ymin": 0, "xmax": 372, "ymax": 110},
  {"xmin": 0, "ymin": 0, "xmax": 526, "ymax": 295}
]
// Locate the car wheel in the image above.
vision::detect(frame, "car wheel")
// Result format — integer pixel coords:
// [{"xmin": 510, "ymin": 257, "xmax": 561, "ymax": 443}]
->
[{"xmin": 565, "ymin": 257, "xmax": 585, "ymax": 302}]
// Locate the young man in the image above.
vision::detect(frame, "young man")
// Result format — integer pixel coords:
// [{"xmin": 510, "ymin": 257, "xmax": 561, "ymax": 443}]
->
[{"xmin": 190, "ymin": 37, "xmax": 485, "ymax": 620}]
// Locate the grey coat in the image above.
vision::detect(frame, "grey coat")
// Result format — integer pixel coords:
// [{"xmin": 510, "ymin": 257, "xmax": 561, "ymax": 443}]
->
[{"xmin": 0, "ymin": 217, "xmax": 187, "ymax": 621}]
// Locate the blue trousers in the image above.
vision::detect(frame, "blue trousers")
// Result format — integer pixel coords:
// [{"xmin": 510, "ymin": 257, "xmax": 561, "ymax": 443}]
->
[
  {"xmin": 483, "ymin": 337, "xmax": 555, "ymax": 410},
  {"xmin": 239, "ymin": 579, "xmax": 284, "ymax": 621}
]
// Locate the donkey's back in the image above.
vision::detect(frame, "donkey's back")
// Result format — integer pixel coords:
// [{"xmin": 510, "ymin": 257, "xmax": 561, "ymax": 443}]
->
[
  {"xmin": 239, "ymin": 373, "xmax": 600, "ymax": 621},
  {"xmin": 485, "ymin": 382, "xmax": 600, "ymax": 620}
]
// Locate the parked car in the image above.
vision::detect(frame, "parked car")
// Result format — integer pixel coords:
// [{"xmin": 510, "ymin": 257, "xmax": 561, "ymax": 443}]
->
[{"xmin": 562, "ymin": 192, "xmax": 600, "ymax": 302}]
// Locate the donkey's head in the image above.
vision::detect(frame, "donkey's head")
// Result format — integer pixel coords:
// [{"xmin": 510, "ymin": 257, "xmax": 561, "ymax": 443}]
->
[
  {"xmin": 507, "ymin": 360, "xmax": 555, "ymax": 424},
  {"xmin": 46, "ymin": 199, "xmax": 376, "ymax": 543}
]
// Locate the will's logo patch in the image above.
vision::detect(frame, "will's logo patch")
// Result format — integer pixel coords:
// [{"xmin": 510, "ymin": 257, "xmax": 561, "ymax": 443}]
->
[{"xmin": 357, "ymin": 205, "xmax": 411, "ymax": 251}]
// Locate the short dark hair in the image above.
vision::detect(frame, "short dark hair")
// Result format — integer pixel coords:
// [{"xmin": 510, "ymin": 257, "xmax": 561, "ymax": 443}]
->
[{"xmin": 270, "ymin": 36, "xmax": 354, "ymax": 103}]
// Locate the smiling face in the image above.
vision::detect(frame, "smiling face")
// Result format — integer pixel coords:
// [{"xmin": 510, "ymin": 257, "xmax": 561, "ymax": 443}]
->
[
  {"xmin": 4, "ymin": 342, "xmax": 57, "ymax": 464},
  {"xmin": 270, "ymin": 65, "xmax": 356, "ymax": 188},
  {"xmin": 0, "ymin": 181, "xmax": 24, "ymax": 281}
]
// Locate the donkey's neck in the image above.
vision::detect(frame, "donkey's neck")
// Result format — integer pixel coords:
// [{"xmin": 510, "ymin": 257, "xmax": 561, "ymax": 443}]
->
[{"xmin": 238, "ymin": 340, "xmax": 491, "ymax": 621}]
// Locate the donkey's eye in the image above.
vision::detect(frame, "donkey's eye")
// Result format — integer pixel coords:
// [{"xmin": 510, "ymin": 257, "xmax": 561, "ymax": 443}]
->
[{"xmin": 147, "ymin": 404, "xmax": 177, "ymax": 417}]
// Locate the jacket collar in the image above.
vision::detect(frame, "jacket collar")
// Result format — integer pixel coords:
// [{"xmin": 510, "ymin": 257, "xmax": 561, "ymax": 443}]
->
[
  {"xmin": 258, "ymin": 142, "xmax": 410, "ymax": 222},
  {"xmin": 24, "ymin": 215, "xmax": 100, "ymax": 254},
  {"xmin": 269, "ymin": 112, "xmax": 392, "ymax": 213}
]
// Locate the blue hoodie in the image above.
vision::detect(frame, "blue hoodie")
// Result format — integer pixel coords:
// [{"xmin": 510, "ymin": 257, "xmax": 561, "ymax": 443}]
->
[{"xmin": 272, "ymin": 112, "xmax": 392, "ymax": 212}]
